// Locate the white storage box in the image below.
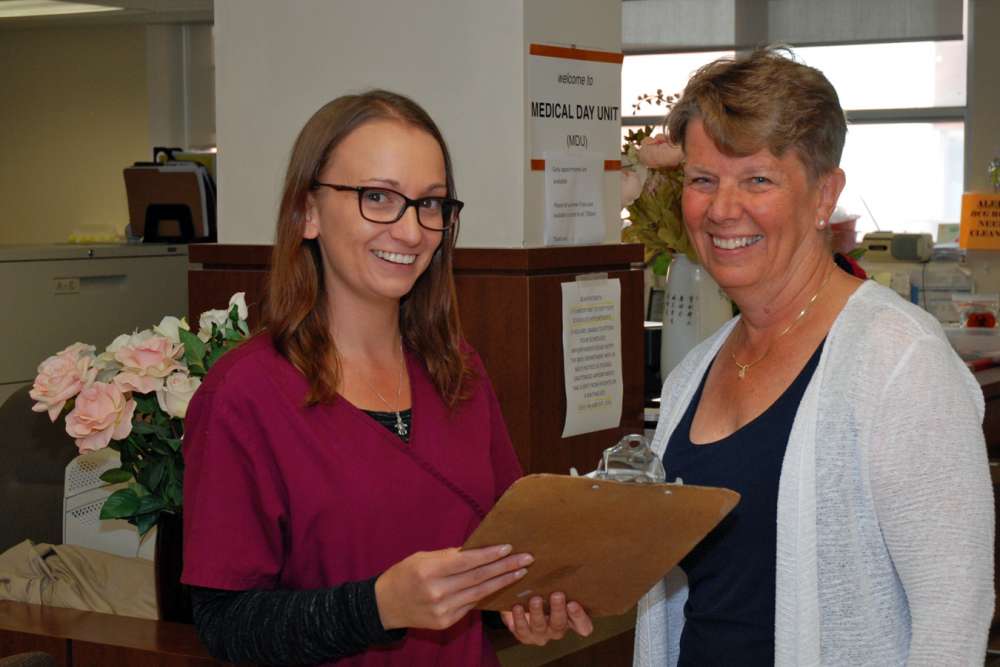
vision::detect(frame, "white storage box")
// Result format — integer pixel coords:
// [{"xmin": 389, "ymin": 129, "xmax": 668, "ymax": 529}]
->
[
  {"xmin": 943, "ymin": 325, "xmax": 1000, "ymax": 361},
  {"xmin": 63, "ymin": 448, "xmax": 156, "ymax": 560}
]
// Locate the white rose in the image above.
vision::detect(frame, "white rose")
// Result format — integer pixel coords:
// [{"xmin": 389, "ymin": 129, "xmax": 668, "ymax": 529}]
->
[
  {"xmin": 105, "ymin": 333, "xmax": 132, "ymax": 355},
  {"xmin": 154, "ymin": 316, "xmax": 190, "ymax": 345},
  {"xmin": 155, "ymin": 372, "xmax": 202, "ymax": 419},
  {"xmin": 99, "ymin": 330, "xmax": 154, "ymax": 366},
  {"xmin": 228, "ymin": 292, "xmax": 249, "ymax": 321},
  {"xmin": 197, "ymin": 309, "xmax": 228, "ymax": 342}
]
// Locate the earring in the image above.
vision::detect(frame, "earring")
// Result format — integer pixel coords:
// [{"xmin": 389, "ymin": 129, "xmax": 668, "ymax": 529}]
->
[{"xmin": 817, "ymin": 218, "xmax": 827, "ymax": 229}]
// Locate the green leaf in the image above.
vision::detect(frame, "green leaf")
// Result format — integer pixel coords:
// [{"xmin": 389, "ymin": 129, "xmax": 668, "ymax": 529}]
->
[
  {"xmin": 205, "ymin": 344, "xmax": 228, "ymax": 369},
  {"xmin": 134, "ymin": 394, "xmax": 158, "ymax": 414},
  {"xmin": 137, "ymin": 494, "xmax": 166, "ymax": 515},
  {"xmin": 164, "ymin": 479, "xmax": 183, "ymax": 508},
  {"xmin": 651, "ymin": 252, "xmax": 671, "ymax": 276},
  {"xmin": 99, "ymin": 468, "xmax": 133, "ymax": 484},
  {"xmin": 100, "ymin": 488, "xmax": 140, "ymax": 519},
  {"xmin": 145, "ymin": 438, "xmax": 174, "ymax": 456},
  {"xmin": 129, "ymin": 482, "xmax": 151, "ymax": 498},
  {"xmin": 135, "ymin": 511, "xmax": 159, "ymax": 538},
  {"xmin": 165, "ymin": 437, "xmax": 183, "ymax": 452},
  {"xmin": 133, "ymin": 421, "xmax": 171, "ymax": 440},
  {"xmin": 180, "ymin": 328, "xmax": 207, "ymax": 368},
  {"xmin": 139, "ymin": 459, "xmax": 166, "ymax": 491},
  {"xmin": 118, "ymin": 437, "xmax": 137, "ymax": 465}
]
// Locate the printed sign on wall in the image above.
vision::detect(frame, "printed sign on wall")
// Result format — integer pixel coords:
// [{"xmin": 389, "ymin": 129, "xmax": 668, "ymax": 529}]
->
[
  {"xmin": 527, "ymin": 44, "xmax": 623, "ymax": 165},
  {"xmin": 561, "ymin": 278, "xmax": 623, "ymax": 438}
]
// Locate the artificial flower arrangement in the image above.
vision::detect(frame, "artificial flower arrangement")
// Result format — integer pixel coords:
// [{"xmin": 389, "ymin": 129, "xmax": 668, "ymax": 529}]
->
[
  {"xmin": 29, "ymin": 293, "xmax": 250, "ymax": 537},
  {"xmin": 620, "ymin": 90, "xmax": 697, "ymax": 275}
]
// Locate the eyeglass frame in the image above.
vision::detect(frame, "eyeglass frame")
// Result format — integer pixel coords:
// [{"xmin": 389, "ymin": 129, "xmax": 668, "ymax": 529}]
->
[{"xmin": 310, "ymin": 181, "xmax": 464, "ymax": 231}]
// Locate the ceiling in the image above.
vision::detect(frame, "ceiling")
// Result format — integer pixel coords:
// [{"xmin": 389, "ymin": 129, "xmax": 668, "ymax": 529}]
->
[{"xmin": 0, "ymin": 0, "xmax": 212, "ymax": 28}]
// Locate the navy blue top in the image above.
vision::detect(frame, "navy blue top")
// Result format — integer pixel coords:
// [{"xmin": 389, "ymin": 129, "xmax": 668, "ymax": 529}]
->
[{"xmin": 664, "ymin": 340, "xmax": 824, "ymax": 667}]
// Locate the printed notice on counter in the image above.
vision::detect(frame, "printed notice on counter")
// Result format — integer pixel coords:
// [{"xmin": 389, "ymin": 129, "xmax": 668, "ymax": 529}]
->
[
  {"xmin": 959, "ymin": 193, "xmax": 1000, "ymax": 250},
  {"xmin": 561, "ymin": 278, "xmax": 623, "ymax": 438},
  {"xmin": 544, "ymin": 151, "xmax": 604, "ymax": 245}
]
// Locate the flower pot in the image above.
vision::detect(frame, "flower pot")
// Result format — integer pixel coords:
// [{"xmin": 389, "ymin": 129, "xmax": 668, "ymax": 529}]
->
[
  {"xmin": 661, "ymin": 255, "xmax": 732, "ymax": 379},
  {"xmin": 154, "ymin": 511, "xmax": 193, "ymax": 623}
]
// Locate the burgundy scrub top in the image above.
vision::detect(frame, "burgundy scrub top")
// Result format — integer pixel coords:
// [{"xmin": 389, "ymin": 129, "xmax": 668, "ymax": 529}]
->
[{"xmin": 181, "ymin": 334, "xmax": 523, "ymax": 666}]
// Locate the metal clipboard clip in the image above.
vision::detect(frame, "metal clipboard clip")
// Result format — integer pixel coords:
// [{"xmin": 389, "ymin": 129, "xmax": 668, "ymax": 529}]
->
[{"xmin": 571, "ymin": 433, "xmax": 667, "ymax": 484}]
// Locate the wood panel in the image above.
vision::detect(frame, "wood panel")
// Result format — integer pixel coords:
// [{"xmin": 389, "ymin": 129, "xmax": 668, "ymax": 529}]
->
[
  {"xmin": 188, "ymin": 268, "xmax": 268, "ymax": 329},
  {"xmin": 546, "ymin": 630, "xmax": 634, "ymax": 667},
  {"xmin": 0, "ymin": 629, "xmax": 68, "ymax": 665},
  {"xmin": 0, "ymin": 602, "xmax": 226, "ymax": 666},
  {"xmin": 73, "ymin": 642, "xmax": 221, "ymax": 667},
  {"xmin": 453, "ymin": 272, "xmax": 533, "ymax": 468},
  {"xmin": 524, "ymin": 268, "xmax": 644, "ymax": 475}
]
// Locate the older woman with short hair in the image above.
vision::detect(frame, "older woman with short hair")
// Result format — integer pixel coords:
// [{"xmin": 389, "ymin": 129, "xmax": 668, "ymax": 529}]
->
[{"xmin": 635, "ymin": 48, "xmax": 993, "ymax": 666}]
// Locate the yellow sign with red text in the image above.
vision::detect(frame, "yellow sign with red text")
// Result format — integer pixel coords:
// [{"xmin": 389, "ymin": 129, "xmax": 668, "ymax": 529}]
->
[{"xmin": 960, "ymin": 193, "xmax": 1000, "ymax": 249}]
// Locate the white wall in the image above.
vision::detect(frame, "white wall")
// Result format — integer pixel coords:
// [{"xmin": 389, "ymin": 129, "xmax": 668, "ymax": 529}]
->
[
  {"xmin": 0, "ymin": 25, "xmax": 150, "ymax": 244},
  {"xmin": 214, "ymin": 0, "xmax": 526, "ymax": 247},
  {"xmin": 214, "ymin": 0, "xmax": 623, "ymax": 248},
  {"xmin": 965, "ymin": 0, "xmax": 1000, "ymax": 193},
  {"xmin": 146, "ymin": 23, "xmax": 216, "ymax": 150}
]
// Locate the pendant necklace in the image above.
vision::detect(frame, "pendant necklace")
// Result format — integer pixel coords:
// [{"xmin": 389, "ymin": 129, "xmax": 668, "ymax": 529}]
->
[
  {"xmin": 362, "ymin": 342, "xmax": 408, "ymax": 438},
  {"xmin": 730, "ymin": 270, "xmax": 833, "ymax": 380}
]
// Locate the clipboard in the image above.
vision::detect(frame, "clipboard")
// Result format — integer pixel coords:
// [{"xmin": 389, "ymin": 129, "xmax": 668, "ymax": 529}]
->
[{"xmin": 462, "ymin": 473, "xmax": 740, "ymax": 617}]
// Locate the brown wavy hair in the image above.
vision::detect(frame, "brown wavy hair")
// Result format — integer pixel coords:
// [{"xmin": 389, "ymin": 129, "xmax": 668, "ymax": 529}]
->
[
  {"xmin": 262, "ymin": 90, "xmax": 471, "ymax": 407},
  {"xmin": 666, "ymin": 46, "xmax": 847, "ymax": 181}
]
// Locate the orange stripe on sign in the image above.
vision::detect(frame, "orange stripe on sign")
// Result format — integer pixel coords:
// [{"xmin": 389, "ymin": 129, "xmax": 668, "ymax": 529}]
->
[
  {"xmin": 529, "ymin": 43, "xmax": 624, "ymax": 64},
  {"xmin": 530, "ymin": 160, "xmax": 622, "ymax": 171}
]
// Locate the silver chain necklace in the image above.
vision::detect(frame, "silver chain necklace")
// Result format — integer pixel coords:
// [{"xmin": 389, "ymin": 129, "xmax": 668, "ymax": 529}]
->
[{"xmin": 361, "ymin": 342, "xmax": 408, "ymax": 438}]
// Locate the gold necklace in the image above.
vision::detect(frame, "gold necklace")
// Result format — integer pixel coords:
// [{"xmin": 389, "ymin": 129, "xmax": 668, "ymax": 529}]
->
[
  {"xmin": 730, "ymin": 271, "xmax": 833, "ymax": 380},
  {"xmin": 361, "ymin": 342, "xmax": 408, "ymax": 438}
]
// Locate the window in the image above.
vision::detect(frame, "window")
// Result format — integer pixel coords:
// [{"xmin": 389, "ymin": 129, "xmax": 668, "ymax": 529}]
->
[{"xmin": 622, "ymin": 40, "xmax": 967, "ymax": 240}]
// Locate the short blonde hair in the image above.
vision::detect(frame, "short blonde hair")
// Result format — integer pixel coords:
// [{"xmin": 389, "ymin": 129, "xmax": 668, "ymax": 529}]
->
[{"xmin": 666, "ymin": 47, "xmax": 847, "ymax": 180}]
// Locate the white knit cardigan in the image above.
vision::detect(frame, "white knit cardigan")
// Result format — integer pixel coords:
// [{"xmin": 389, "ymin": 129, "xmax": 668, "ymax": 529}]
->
[{"xmin": 634, "ymin": 281, "xmax": 994, "ymax": 666}]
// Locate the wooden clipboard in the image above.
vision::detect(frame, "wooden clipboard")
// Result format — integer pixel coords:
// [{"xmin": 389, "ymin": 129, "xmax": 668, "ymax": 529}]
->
[{"xmin": 462, "ymin": 474, "xmax": 740, "ymax": 617}]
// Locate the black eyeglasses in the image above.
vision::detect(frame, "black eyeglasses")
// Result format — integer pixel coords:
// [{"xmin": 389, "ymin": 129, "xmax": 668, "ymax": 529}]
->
[{"xmin": 311, "ymin": 181, "xmax": 463, "ymax": 231}]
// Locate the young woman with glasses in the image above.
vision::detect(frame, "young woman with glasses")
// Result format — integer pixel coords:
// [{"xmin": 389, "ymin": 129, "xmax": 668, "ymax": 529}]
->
[{"xmin": 180, "ymin": 90, "xmax": 593, "ymax": 666}]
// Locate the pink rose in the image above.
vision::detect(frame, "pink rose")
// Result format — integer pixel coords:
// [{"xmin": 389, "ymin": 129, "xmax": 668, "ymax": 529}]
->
[
  {"xmin": 638, "ymin": 134, "xmax": 684, "ymax": 169},
  {"xmin": 113, "ymin": 372, "xmax": 164, "ymax": 395},
  {"xmin": 64, "ymin": 382, "xmax": 136, "ymax": 453},
  {"xmin": 113, "ymin": 335, "xmax": 183, "ymax": 393},
  {"xmin": 621, "ymin": 168, "xmax": 644, "ymax": 207},
  {"xmin": 30, "ymin": 347, "xmax": 98, "ymax": 421}
]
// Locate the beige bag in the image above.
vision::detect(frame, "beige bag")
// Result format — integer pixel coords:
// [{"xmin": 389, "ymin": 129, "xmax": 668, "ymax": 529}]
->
[{"xmin": 0, "ymin": 540, "xmax": 156, "ymax": 619}]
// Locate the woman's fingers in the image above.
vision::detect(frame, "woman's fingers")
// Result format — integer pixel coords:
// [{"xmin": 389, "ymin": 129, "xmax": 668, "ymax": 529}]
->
[
  {"xmin": 510, "ymin": 604, "xmax": 534, "ymax": 641},
  {"xmin": 566, "ymin": 600, "xmax": 594, "ymax": 637},
  {"xmin": 445, "ymin": 561, "xmax": 530, "ymax": 611},
  {"xmin": 546, "ymin": 593, "xmax": 569, "ymax": 636},
  {"xmin": 451, "ymin": 544, "xmax": 514, "ymax": 570},
  {"xmin": 446, "ymin": 551, "xmax": 534, "ymax": 593},
  {"xmin": 528, "ymin": 596, "xmax": 549, "ymax": 635},
  {"xmin": 505, "ymin": 594, "xmax": 593, "ymax": 646}
]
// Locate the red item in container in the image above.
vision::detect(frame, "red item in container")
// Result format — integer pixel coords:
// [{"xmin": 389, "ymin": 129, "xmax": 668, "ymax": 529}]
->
[{"xmin": 966, "ymin": 312, "xmax": 997, "ymax": 328}]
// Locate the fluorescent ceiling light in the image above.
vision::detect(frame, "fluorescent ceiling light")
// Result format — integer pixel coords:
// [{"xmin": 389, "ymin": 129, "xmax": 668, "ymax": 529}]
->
[{"xmin": 0, "ymin": 1, "xmax": 123, "ymax": 19}]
